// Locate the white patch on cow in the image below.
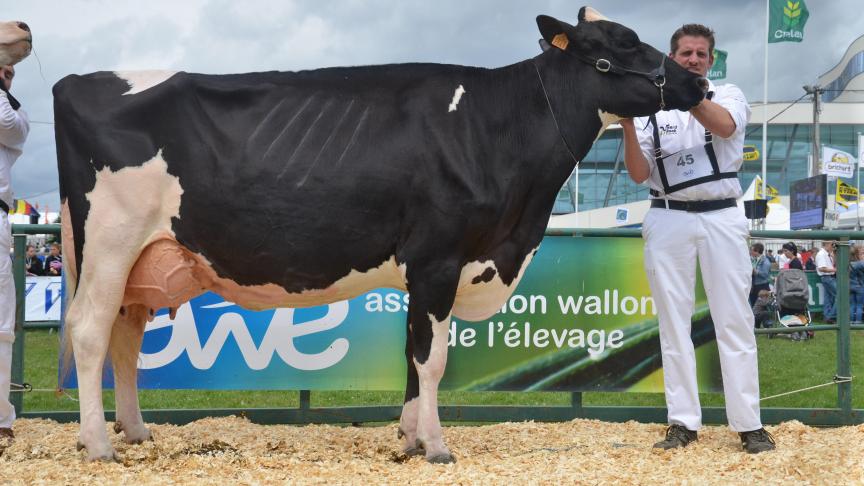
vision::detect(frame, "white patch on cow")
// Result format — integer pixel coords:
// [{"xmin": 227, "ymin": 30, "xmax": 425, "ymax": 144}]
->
[
  {"xmin": 582, "ymin": 7, "xmax": 609, "ymax": 22},
  {"xmin": 448, "ymin": 85, "xmax": 466, "ymax": 112},
  {"xmin": 115, "ymin": 71, "xmax": 178, "ymax": 95},
  {"xmin": 413, "ymin": 312, "xmax": 451, "ymax": 460},
  {"xmin": 595, "ymin": 109, "xmax": 622, "ymax": 141},
  {"xmin": 452, "ymin": 247, "xmax": 539, "ymax": 321},
  {"xmin": 69, "ymin": 151, "xmax": 183, "ymax": 460},
  {"xmin": 0, "ymin": 21, "xmax": 31, "ymax": 66}
]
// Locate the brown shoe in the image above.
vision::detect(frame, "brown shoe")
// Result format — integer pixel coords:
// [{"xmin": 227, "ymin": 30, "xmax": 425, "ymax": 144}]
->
[{"xmin": 0, "ymin": 427, "xmax": 12, "ymax": 454}]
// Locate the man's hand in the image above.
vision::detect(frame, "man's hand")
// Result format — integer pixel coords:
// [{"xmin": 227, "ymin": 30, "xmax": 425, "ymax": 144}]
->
[{"xmin": 0, "ymin": 65, "xmax": 14, "ymax": 91}]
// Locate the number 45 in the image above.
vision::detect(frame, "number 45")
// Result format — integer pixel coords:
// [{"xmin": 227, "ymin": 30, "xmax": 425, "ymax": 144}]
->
[{"xmin": 676, "ymin": 154, "xmax": 694, "ymax": 167}]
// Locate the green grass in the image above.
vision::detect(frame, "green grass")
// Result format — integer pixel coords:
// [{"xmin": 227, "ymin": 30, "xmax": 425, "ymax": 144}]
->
[{"xmin": 19, "ymin": 328, "xmax": 863, "ymax": 413}]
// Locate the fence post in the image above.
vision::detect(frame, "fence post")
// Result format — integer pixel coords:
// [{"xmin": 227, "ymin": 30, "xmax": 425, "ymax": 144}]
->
[
  {"xmin": 11, "ymin": 234, "xmax": 26, "ymax": 415},
  {"xmin": 835, "ymin": 238, "xmax": 852, "ymax": 420}
]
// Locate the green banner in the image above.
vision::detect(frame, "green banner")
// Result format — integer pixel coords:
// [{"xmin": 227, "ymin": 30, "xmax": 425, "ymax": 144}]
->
[
  {"xmin": 707, "ymin": 49, "xmax": 727, "ymax": 80},
  {"xmin": 444, "ymin": 237, "xmax": 722, "ymax": 392},
  {"xmin": 769, "ymin": 0, "xmax": 809, "ymax": 43}
]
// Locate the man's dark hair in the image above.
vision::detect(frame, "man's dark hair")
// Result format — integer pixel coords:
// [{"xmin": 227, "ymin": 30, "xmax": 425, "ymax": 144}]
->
[
  {"xmin": 670, "ymin": 24, "xmax": 715, "ymax": 55},
  {"xmin": 752, "ymin": 242, "xmax": 765, "ymax": 254}
]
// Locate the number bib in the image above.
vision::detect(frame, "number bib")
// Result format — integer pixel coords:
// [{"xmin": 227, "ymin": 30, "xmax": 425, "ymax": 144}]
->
[{"xmin": 660, "ymin": 144, "xmax": 714, "ymax": 188}]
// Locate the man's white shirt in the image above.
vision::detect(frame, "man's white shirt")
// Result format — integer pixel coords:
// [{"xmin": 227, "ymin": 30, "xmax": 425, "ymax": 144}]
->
[
  {"xmin": 815, "ymin": 248, "xmax": 835, "ymax": 276},
  {"xmin": 634, "ymin": 80, "xmax": 751, "ymax": 201}
]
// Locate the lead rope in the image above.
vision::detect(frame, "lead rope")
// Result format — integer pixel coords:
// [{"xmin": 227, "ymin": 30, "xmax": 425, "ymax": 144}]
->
[{"xmin": 533, "ymin": 61, "xmax": 580, "ymax": 168}]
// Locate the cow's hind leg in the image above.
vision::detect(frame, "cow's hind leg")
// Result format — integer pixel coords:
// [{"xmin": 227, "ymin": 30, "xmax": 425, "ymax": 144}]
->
[
  {"xmin": 67, "ymin": 293, "xmax": 121, "ymax": 461},
  {"xmin": 110, "ymin": 304, "xmax": 151, "ymax": 444},
  {"xmin": 398, "ymin": 323, "xmax": 423, "ymax": 455},
  {"xmin": 406, "ymin": 268, "xmax": 458, "ymax": 464}
]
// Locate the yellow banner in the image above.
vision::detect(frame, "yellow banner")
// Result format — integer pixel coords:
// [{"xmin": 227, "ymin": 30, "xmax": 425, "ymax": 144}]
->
[
  {"xmin": 754, "ymin": 176, "xmax": 780, "ymax": 203},
  {"xmin": 836, "ymin": 179, "xmax": 859, "ymax": 206}
]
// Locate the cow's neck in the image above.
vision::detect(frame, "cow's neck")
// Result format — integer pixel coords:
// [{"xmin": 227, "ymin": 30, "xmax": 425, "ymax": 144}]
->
[{"xmin": 532, "ymin": 50, "xmax": 606, "ymax": 169}]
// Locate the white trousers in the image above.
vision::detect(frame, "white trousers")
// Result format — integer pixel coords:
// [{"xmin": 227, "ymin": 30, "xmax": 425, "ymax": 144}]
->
[
  {"xmin": 642, "ymin": 206, "xmax": 762, "ymax": 432},
  {"xmin": 1, "ymin": 216, "xmax": 15, "ymax": 427}
]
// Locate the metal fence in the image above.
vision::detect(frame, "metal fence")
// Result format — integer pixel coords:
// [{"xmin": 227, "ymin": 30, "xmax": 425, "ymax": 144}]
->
[{"xmin": 9, "ymin": 224, "xmax": 863, "ymax": 426}]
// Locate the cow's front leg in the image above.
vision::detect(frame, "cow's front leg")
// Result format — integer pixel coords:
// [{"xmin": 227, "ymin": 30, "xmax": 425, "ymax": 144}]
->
[
  {"xmin": 398, "ymin": 322, "xmax": 422, "ymax": 455},
  {"xmin": 407, "ymin": 272, "xmax": 458, "ymax": 464},
  {"xmin": 110, "ymin": 304, "xmax": 151, "ymax": 444},
  {"xmin": 68, "ymin": 299, "xmax": 118, "ymax": 461}
]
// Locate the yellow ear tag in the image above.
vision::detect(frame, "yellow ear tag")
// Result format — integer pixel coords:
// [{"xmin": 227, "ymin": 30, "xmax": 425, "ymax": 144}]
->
[{"xmin": 551, "ymin": 33, "xmax": 569, "ymax": 50}]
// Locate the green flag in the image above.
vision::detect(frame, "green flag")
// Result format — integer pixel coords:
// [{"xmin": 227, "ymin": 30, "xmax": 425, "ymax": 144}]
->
[
  {"xmin": 707, "ymin": 49, "xmax": 727, "ymax": 80},
  {"xmin": 768, "ymin": 0, "xmax": 809, "ymax": 43}
]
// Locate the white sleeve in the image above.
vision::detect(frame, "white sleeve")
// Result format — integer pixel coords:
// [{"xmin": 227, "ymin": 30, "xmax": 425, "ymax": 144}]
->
[
  {"xmin": 714, "ymin": 84, "xmax": 751, "ymax": 139},
  {"xmin": 634, "ymin": 116, "xmax": 658, "ymax": 182},
  {"xmin": 0, "ymin": 92, "xmax": 29, "ymax": 149}
]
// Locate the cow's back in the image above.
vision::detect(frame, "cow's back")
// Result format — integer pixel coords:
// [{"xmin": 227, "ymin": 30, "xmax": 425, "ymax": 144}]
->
[{"xmin": 54, "ymin": 64, "xmax": 515, "ymax": 308}]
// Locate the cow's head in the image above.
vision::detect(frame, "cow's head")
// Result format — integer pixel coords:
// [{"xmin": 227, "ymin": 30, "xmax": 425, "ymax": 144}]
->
[
  {"xmin": 0, "ymin": 21, "xmax": 31, "ymax": 66},
  {"xmin": 537, "ymin": 8, "xmax": 706, "ymax": 117}
]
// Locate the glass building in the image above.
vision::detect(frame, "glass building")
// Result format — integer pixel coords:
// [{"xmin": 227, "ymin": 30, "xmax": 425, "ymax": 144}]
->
[{"xmin": 551, "ymin": 34, "xmax": 864, "ymax": 227}]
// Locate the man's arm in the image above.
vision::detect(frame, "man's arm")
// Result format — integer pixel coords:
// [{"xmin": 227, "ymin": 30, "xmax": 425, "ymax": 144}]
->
[
  {"xmin": 0, "ymin": 91, "xmax": 27, "ymax": 148},
  {"xmin": 688, "ymin": 98, "xmax": 736, "ymax": 139},
  {"xmin": 620, "ymin": 119, "xmax": 651, "ymax": 184}
]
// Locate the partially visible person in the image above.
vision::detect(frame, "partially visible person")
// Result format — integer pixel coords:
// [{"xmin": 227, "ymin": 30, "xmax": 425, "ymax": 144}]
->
[
  {"xmin": 765, "ymin": 249, "xmax": 776, "ymax": 264},
  {"xmin": 815, "ymin": 241, "xmax": 837, "ymax": 323},
  {"xmin": 804, "ymin": 247, "xmax": 817, "ymax": 271},
  {"xmin": 0, "ymin": 62, "xmax": 30, "ymax": 443},
  {"xmin": 776, "ymin": 246, "xmax": 790, "ymax": 270},
  {"xmin": 752, "ymin": 289, "xmax": 774, "ymax": 329},
  {"xmin": 750, "ymin": 243, "xmax": 772, "ymax": 307},
  {"xmin": 781, "ymin": 242, "xmax": 802, "ymax": 270},
  {"xmin": 24, "ymin": 243, "xmax": 42, "ymax": 276},
  {"xmin": 43, "ymin": 242, "xmax": 61, "ymax": 276},
  {"xmin": 850, "ymin": 245, "xmax": 864, "ymax": 324}
]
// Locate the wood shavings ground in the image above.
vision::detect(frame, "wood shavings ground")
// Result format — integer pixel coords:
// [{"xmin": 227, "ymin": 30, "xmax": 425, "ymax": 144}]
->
[{"xmin": 0, "ymin": 417, "xmax": 862, "ymax": 485}]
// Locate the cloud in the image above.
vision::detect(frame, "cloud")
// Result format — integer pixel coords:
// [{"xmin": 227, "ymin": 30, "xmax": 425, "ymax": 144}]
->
[{"xmin": 2, "ymin": 0, "xmax": 863, "ymax": 209}]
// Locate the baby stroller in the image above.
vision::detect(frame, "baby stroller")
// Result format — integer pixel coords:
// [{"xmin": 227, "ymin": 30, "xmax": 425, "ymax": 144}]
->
[{"xmin": 772, "ymin": 268, "xmax": 812, "ymax": 341}]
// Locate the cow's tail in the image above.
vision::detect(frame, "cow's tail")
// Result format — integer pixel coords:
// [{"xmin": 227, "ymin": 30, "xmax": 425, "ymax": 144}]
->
[{"xmin": 53, "ymin": 75, "xmax": 90, "ymax": 384}]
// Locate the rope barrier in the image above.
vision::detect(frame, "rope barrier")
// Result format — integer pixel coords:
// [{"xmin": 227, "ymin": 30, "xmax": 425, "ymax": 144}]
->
[
  {"xmin": 760, "ymin": 375, "xmax": 854, "ymax": 402},
  {"xmin": 9, "ymin": 384, "xmax": 79, "ymax": 401}
]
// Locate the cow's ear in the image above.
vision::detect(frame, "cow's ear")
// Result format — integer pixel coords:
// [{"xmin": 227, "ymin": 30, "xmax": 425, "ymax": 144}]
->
[
  {"xmin": 537, "ymin": 15, "xmax": 572, "ymax": 51},
  {"xmin": 538, "ymin": 39, "xmax": 551, "ymax": 52},
  {"xmin": 578, "ymin": 6, "xmax": 609, "ymax": 22}
]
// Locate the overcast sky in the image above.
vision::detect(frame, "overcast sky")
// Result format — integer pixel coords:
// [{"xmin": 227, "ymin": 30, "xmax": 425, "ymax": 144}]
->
[{"xmin": 4, "ymin": 0, "xmax": 863, "ymax": 211}]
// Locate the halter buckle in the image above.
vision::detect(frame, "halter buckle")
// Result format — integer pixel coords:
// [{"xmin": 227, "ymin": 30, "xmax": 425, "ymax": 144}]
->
[{"xmin": 595, "ymin": 59, "xmax": 611, "ymax": 73}]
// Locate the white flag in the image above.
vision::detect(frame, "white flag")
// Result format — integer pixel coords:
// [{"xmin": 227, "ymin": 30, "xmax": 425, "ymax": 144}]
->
[
  {"xmin": 822, "ymin": 146, "xmax": 856, "ymax": 178},
  {"xmin": 858, "ymin": 134, "xmax": 864, "ymax": 168}
]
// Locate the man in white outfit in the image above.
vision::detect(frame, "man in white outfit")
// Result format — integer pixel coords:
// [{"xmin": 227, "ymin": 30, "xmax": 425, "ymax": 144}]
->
[
  {"xmin": 620, "ymin": 24, "xmax": 775, "ymax": 453},
  {"xmin": 0, "ymin": 63, "xmax": 30, "ymax": 444}
]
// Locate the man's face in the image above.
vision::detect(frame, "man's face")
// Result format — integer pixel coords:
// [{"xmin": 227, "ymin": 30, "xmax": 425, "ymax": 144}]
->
[
  {"xmin": 670, "ymin": 35, "xmax": 713, "ymax": 77},
  {"xmin": 50, "ymin": 245, "xmax": 59, "ymax": 256}
]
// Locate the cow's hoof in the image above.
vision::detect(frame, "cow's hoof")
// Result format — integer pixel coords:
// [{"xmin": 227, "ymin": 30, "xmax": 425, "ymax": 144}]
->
[
  {"xmin": 114, "ymin": 421, "xmax": 153, "ymax": 445},
  {"xmin": 77, "ymin": 441, "xmax": 119, "ymax": 462},
  {"xmin": 426, "ymin": 453, "xmax": 456, "ymax": 464},
  {"xmin": 402, "ymin": 446, "xmax": 425, "ymax": 457}
]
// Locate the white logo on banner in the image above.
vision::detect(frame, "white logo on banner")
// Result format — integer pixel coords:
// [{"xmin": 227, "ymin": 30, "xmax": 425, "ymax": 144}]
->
[
  {"xmin": 25, "ymin": 276, "xmax": 63, "ymax": 321},
  {"xmin": 138, "ymin": 301, "xmax": 351, "ymax": 371}
]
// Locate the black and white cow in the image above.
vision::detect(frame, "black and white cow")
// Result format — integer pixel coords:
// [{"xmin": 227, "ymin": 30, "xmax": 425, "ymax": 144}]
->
[{"xmin": 54, "ymin": 7, "xmax": 706, "ymax": 463}]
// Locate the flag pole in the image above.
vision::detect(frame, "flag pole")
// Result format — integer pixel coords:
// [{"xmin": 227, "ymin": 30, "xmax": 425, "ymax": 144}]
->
[{"xmin": 761, "ymin": 0, "xmax": 769, "ymax": 206}]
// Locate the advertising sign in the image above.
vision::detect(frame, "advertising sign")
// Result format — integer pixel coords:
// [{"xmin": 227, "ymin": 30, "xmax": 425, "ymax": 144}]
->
[{"xmin": 61, "ymin": 237, "xmax": 724, "ymax": 393}]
